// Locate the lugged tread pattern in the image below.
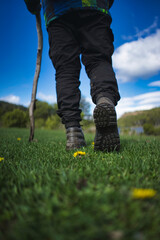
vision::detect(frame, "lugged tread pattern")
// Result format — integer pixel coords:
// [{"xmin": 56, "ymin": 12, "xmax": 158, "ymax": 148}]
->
[
  {"xmin": 94, "ymin": 103, "xmax": 117, "ymax": 127},
  {"xmin": 93, "ymin": 103, "xmax": 120, "ymax": 152}
]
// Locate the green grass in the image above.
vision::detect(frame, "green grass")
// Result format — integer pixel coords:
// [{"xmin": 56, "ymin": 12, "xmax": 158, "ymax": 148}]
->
[{"xmin": 0, "ymin": 128, "xmax": 160, "ymax": 240}]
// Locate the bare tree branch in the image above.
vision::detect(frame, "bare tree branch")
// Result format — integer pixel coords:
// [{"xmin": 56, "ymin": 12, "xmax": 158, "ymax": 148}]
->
[{"xmin": 29, "ymin": 13, "xmax": 43, "ymax": 142}]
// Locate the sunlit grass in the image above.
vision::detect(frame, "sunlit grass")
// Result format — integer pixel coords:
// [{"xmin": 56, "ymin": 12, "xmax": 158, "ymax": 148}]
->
[{"xmin": 0, "ymin": 128, "xmax": 160, "ymax": 240}]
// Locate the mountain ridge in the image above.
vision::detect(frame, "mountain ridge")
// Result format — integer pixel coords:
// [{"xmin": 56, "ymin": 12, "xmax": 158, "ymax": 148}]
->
[{"xmin": 118, "ymin": 106, "xmax": 160, "ymax": 127}]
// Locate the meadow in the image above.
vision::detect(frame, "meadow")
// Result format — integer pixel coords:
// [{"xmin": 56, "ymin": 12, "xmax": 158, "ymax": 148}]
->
[{"xmin": 0, "ymin": 128, "xmax": 160, "ymax": 240}]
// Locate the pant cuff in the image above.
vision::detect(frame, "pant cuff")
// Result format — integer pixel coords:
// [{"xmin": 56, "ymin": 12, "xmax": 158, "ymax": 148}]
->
[{"xmin": 65, "ymin": 121, "xmax": 81, "ymax": 129}]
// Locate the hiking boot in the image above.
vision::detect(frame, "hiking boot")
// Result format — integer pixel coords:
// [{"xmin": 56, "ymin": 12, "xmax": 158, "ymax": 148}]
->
[
  {"xmin": 66, "ymin": 127, "xmax": 86, "ymax": 150},
  {"xmin": 93, "ymin": 97, "xmax": 120, "ymax": 152}
]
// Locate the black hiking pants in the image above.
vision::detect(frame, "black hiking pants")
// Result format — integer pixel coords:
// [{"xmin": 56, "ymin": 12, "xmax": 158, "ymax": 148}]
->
[{"xmin": 47, "ymin": 9, "xmax": 120, "ymax": 128}]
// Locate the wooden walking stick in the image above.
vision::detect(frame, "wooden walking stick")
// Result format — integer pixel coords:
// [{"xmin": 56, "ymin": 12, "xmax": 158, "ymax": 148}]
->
[{"xmin": 29, "ymin": 13, "xmax": 43, "ymax": 142}]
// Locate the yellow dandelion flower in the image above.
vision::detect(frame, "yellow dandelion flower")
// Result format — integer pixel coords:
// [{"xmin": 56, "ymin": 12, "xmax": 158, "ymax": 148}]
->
[
  {"xmin": 92, "ymin": 142, "xmax": 94, "ymax": 145},
  {"xmin": 17, "ymin": 138, "xmax": 21, "ymax": 141},
  {"xmin": 73, "ymin": 151, "xmax": 86, "ymax": 158},
  {"xmin": 0, "ymin": 157, "xmax": 4, "ymax": 162},
  {"xmin": 131, "ymin": 188, "xmax": 157, "ymax": 199}
]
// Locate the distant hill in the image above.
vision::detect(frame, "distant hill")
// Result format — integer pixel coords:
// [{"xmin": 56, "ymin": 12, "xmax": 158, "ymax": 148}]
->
[
  {"xmin": 0, "ymin": 101, "xmax": 28, "ymax": 118},
  {"xmin": 118, "ymin": 107, "xmax": 160, "ymax": 127}
]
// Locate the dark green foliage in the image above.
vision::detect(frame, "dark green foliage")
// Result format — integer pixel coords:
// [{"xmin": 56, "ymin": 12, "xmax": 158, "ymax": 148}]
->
[
  {"xmin": 143, "ymin": 123, "xmax": 160, "ymax": 136},
  {"xmin": 0, "ymin": 99, "xmax": 92, "ymax": 129},
  {"xmin": 0, "ymin": 101, "xmax": 62, "ymax": 129},
  {"xmin": 81, "ymin": 118, "xmax": 94, "ymax": 130},
  {"xmin": 143, "ymin": 123, "xmax": 155, "ymax": 135},
  {"xmin": 2, "ymin": 109, "xmax": 28, "ymax": 128},
  {"xmin": 34, "ymin": 118, "xmax": 46, "ymax": 128},
  {"xmin": 0, "ymin": 101, "xmax": 28, "ymax": 127},
  {"xmin": 45, "ymin": 114, "xmax": 61, "ymax": 129},
  {"xmin": 0, "ymin": 128, "xmax": 160, "ymax": 240},
  {"xmin": 155, "ymin": 126, "xmax": 160, "ymax": 135},
  {"xmin": 34, "ymin": 101, "xmax": 54, "ymax": 120},
  {"xmin": 25, "ymin": 101, "xmax": 61, "ymax": 129},
  {"xmin": 34, "ymin": 101, "xmax": 61, "ymax": 129}
]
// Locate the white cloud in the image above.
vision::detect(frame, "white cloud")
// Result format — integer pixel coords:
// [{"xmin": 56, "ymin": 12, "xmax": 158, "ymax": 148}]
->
[
  {"xmin": 116, "ymin": 91, "xmax": 160, "ymax": 118},
  {"xmin": 148, "ymin": 80, "xmax": 160, "ymax": 87},
  {"xmin": 82, "ymin": 92, "xmax": 160, "ymax": 119},
  {"xmin": 113, "ymin": 29, "xmax": 160, "ymax": 82},
  {"xmin": 37, "ymin": 92, "xmax": 56, "ymax": 103},
  {"xmin": 0, "ymin": 95, "xmax": 20, "ymax": 104}
]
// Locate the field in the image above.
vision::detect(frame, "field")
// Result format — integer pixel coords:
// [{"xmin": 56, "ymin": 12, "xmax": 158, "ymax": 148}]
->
[{"xmin": 0, "ymin": 128, "xmax": 160, "ymax": 240}]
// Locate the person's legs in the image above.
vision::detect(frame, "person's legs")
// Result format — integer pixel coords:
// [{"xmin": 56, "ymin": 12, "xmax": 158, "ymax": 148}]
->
[
  {"xmin": 79, "ymin": 10, "xmax": 120, "ymax": 105},
  {"xmin": 47, "ymin": 10, "xmax": 120, "ymax": 151},
  {"xmin": 78, "ymin": 10, "xmax": 120, "ymax": 151},
  {"xmin": 47, "ymin": 14, "xmax": 86, "ymax": 149},
  {"xmin": 47, "ymin": 16, "xmax": 82, "ymax": 128}
]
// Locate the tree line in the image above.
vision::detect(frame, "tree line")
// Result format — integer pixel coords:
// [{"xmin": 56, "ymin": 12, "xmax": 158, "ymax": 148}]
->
[{"xmin": 0, "ymin": 98, "xmax": 93, "ymax": 129}]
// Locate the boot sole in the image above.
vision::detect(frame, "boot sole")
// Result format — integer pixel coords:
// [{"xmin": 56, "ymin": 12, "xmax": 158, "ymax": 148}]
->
[{"xmin": 93, "ymin": 103, "xmax": 120, "ymax": 152}]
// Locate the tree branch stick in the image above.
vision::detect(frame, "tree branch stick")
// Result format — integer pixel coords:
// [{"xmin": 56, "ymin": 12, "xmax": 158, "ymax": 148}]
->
[{"xmin": 29, "ymin": 13, "xmax": 43, "ymax": 142}]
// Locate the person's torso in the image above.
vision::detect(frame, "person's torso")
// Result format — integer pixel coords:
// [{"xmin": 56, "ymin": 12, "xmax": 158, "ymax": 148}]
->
[{"xmin": 42, "ymin": 0, "xmax": 114, "ymax": 26}]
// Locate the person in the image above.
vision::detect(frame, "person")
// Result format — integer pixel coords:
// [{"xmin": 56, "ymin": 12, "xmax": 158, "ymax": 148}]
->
[{"xmin": 24, "ymin": 0, "xmax": 121, "ymax": 152}]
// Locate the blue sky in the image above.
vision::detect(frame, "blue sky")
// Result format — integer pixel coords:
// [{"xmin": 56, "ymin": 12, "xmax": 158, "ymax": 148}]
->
[{"xmin": 0, "ymin": 0, "xmax": 160, "ymax": 118}]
